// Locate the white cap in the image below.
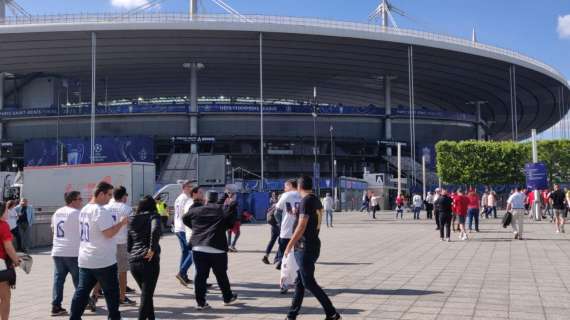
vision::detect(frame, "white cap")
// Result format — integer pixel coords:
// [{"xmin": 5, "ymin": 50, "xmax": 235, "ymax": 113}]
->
[{"xmin": 225, "ymin": 184, "xmax": 239, "ymax": 193}]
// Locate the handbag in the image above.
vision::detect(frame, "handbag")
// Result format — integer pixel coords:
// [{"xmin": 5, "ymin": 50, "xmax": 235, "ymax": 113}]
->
[{"xmin": 502, "ymin": 211, "xmax": 513, "ymax": 228}]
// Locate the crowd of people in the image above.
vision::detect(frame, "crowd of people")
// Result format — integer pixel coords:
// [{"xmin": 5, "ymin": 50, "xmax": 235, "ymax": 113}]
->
[{"xmin": 0, "ymin": 175, "xmax": 341, "ymax": 320}]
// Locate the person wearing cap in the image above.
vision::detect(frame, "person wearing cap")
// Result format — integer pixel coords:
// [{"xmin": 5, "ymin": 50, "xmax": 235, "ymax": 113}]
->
[{"xmin": 183, "ymin": 189, "xmax": 238, "ymax": 310}]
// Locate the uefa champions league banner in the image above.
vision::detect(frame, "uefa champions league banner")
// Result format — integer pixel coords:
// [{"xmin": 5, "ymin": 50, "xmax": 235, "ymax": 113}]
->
[
  {"xmin": 0, "ymin": 104, "xmax": 476, "ymax": 121},
  {"xmin": 24, "ymin": 136, "xmax": 154, "ymax": 167}
]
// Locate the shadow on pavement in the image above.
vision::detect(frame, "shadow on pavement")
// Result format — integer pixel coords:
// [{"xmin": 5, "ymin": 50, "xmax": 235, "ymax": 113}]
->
[{"xmin": 317, "ymin": 261, "xmax": 372, "ymax": 266}]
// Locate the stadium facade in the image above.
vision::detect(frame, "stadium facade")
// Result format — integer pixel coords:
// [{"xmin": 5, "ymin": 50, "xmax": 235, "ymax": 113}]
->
[{"xmin": 0, "ymin": 8, "xmax": 568, "ymax": 186}]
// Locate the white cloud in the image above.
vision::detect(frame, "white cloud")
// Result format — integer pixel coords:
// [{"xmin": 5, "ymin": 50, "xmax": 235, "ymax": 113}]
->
[
  {"xmin": 558, "ymin": 15, "xmax": 570, "ymax": 39},
  {"xmin": 111, "ymin": 0, "xmax": 150, "ymax": 9}
]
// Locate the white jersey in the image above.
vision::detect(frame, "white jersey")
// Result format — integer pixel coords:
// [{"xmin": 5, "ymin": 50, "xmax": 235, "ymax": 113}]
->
[
  {"xmin": 51, "ymin": 206, "xmax": 80, "ymax": 257},
  {"xmin": 276, "ymin": 191, "xmax": 302, "ymax": 239},
  {"xmin": 184, "ymin": 198, "xmax": 194, "ymax": 243},
  {"xmin": 7, "ymin": 208, "xmax": 17, "ymax": 231},
  {"xmin": 174, "ymin": 193, "xmax": 191, "ymax": 233},
  {"xmin": 104, "ymin": 201, "xmax": 132, "ymax": 245},
  {"xmin": 78, "ymin": 203, "xmax": 117, "ymax": 269}
]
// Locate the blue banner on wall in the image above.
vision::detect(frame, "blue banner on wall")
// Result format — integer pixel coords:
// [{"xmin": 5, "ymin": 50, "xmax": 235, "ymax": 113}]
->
[
  {"xmin": 24, "ymin": 136, "xmax": 154, "ymax": 166},
  {"xmin": 525, "ymin": 162, "xmax": 549, "ymax": 190}
]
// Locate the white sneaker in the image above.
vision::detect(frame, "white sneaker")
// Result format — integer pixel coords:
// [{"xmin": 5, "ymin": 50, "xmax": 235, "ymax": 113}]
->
[
  {"xmin": 446, "ymin": 238, "xmax": 451, "ymax": 242},
  {"xmin": 556, "ymin": 230, "xmax": 560, "ymax": 234}
]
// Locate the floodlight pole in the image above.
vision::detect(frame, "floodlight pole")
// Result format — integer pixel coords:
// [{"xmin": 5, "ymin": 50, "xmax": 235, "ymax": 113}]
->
[
  {"xmin": 190, "ymin": 0, "xmax": 197, "ymax": 19},
  {"xmin": 259, "ymin": 32, "xmax": 264, "ymax": 192},
  {"xmin": 90, "ymin": 32, "xmax": 96, "ymax": 164}
]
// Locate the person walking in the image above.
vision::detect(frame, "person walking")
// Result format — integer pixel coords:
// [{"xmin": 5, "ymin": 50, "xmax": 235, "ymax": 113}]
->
[
  {"xmin": 0, "ymin": 201, "xmax": 21, "ymax": 320},
  {"xmin": 370, "ymin": 193, "xmax": 380, "ymax": 220},
  {"xmin": 262, "ymin": 200, "xmax": 280, "ymax": 265},
  {"xmin": 395, "ymin": 193, "xmax": 404, "ymax": 219},
  {"xmin": 128, "ymin": 196, "xmax": 162, "ymax": 320},
  {"xmin": 225, "ymin": 184, "xmax": 241, "ymax": 252},
  {"xmin": 323, "ymin": 193, "xmax": 334, "ymax": 226},
  {"xmin": 454, "ymin": 189, "xmax": 469, "ymax": 240},
  {"xmin": 481, "ymin": 190, "xmax": 489, "ymax": 219},
  {"xmin": 105, "ymin": 186, "xmax": 136, "ymax": 306},
  {"xmin": 69, "ymin": 181, "xmax": 128, "ymax": 320},
  {"xmin": 173, "ymin": 180, "xmax": 193, "ymax": 286},
  {"xmin": 435, "ymin": 189, "xmax": 453, "ymax": 242},
  {"xmin": 275, "ymin": 179, "xmax": 301, "ymax": 293},
  {"xmin": 412, "ymin": 193, "xmax": 422, "ymax": 220},
  {"xmin": 549, "ymin": 184, "xmax": 566, "ymax": 233},
  {"xmin": 14, "ymin": 198, "xmax": 34, "ymax": 253},
  {"xmin": 488, "ymin": 191, "xmax": 498, "ymax": 219},
  {"xmin": 467, "ymin": 189, "xmax": 480, "ymax": 232},
  {"xmin": 543, "ymin": 189, "xmax": 553, "ymax": 222},
  {"xmin": 425, "ymin": 191, "xmax": 434, "ymax": 220},
  {"xmin": 183, "ymin": 189, "xmax": 238, "ymax": 310},
  {"xmin": 433, "ymin": 188, "xmax": 442, "ymax": 230},
  {"xmin": 4, "ymin": 201, "xmax": 17, "ymax": 248},
  {"xmin": 284, "ymin": 176, "xmax": 341, "ymax": 320},
  {"xmin": 359, "ymin": 191, "xmax": 370, "ymax": 213},
  {"xmin": 507, "ymin": 187, "xmax": 526, "ymax": 240},
  {"xmin": 50, "ymin": 191, "xmax": 82, "ymax": 316}
]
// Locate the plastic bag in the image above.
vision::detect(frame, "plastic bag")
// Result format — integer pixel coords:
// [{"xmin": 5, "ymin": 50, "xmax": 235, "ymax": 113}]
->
[{"xmin": 280, "ymin": 252, "xmax": 299, "ymax": 287}]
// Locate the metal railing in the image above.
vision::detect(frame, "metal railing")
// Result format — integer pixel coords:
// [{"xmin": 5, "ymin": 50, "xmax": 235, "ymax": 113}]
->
[{"xmin": 0, "ymin": 13, "xmax": 567, "ymax": 83}]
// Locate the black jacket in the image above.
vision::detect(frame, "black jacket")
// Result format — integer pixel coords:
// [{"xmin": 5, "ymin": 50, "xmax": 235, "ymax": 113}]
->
[
  {"xmin": 435, "ymin": 195, "xmax": 453, "ymax": 215},
  {"xmin": 127, "ymin": 211, "xmax": 162, "ymax": 263},
  {"xmin": 182, "ymin": 193, "xmax": 237, "ymax": 252}
]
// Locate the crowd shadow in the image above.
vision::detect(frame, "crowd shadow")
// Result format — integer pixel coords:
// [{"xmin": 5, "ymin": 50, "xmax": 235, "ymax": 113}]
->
[{"xmin": 316, "ymin": 261, "xmax": 372, "ymax": 266}]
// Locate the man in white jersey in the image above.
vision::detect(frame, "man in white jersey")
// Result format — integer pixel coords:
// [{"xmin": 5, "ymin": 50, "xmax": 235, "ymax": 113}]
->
[
  {"xmin": 105, "ymin": 186, "xmax": 136, "ymax": 306},
  {"xmin": 174, "ymin": 180, "xmax": 194, "ymax": 286},
  {"xmin": 275, "ymin": 179, "xmax": 301, "ymax": 294},
  {"xmin": 69, "ymin": 181, "xmax": 128, "ymax": 320},
  {"xmin": 50, "ymin": 191, "xmax": 82, "ymax": 316}
]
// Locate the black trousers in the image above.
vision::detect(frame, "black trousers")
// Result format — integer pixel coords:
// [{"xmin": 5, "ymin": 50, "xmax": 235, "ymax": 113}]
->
[
  {"xmin": 265, "ymin": 224, "xmax": 280, "ymax": 259},
  {"xmin": 276, "ymin": 237, "xmax": 290, "ymax": 268},
  {"xmin": 193, "ymin": 251, "xmax": 233, "ymax": 307},
  {"xmin": 288, "ymin": 248, "xmax": 337, "ymax": 319},
  {"xmin": 439, "ymin": 212, "xmax": 452, "ymax": 239},
  {"xmin": 130, "ymin": 258, "xmax": 160, "ymax": 320},
  {"xmin": 426, "ymin": 209, "xmax": 433, "ymax": 219},
  {"xmin": 434, "ymin": 211, "xmax": 440, "ymax": 229}
]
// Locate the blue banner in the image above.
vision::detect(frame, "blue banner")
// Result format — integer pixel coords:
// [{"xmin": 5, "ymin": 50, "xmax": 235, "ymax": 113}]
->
[
  {"xmin": 0, "ymin": 103, "xmax": 476, "ymax": 122},
  {"xmin": 525, "ymin": 162, "xmax": 549, "ymax": 190},
  {"xmin": 24, "ymin": 136, "xmax": 154, "ymax": 166}
]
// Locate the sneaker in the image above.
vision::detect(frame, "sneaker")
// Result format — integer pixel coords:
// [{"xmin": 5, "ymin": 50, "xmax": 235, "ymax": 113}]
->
[
  {"xmin": 196, "ymin": 303, "xmax": 211, "ymax": 310},
  {"xmin": 325, "ymin": 313, "xmax": 342, "ymax": 320},
  {"xmin": 556, "ymin": 230, "xmax": 560, "ymax": 234},
  {"xmin": 125, "ymin": 286, "xmax": 136, "ymax": 294},
  {"xmin": 120, "ymin": 297, "xmax": 136, "ymax": 306},
  {"xmin": 262, "ymin": 256, "xmax": 270, "ymax": 265},
  {"xmin": 224, "ymin": 293, "xmax": 238, "ymax": 305},
  {"xmin": 176, "ymin": 274, "xmax": 189, "ymax": 287},
  {"xmin": 280, "ymin": 286, "xmax": 289, "ymax": 294},
  {"xmin": 276, "ymin": 264, "xmax": 281, "ymax": 270},
  {"xmin": 440, "ymin": 238, "xmax": 444, "ymax": 241},
  {"xmin": 514, "ymin": 233, "xmax": 519, "ymax": 239},
  {"xmin": 88, "ymin": 296, "xmax": 97, "ymax": 312},
  {"xmin": 51, "ymin": 306, "xmax": 68, "ymax": 316},
  {"xmin": 445, "ymin": 238, "xmax": 451, "ymax": 242},
  {"xmin": 230, "ymin": 246, "xmax": 238, "ymax": 252},
  {"xmin": 185, "ymin": 278, "xmax": 194, "ymax": 285}
]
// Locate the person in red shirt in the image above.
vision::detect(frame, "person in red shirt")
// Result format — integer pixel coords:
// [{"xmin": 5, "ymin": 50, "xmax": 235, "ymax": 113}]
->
[
  {"xmin": 450, "ymin": 192, "xmax": 458, "ymax": 232},
  {"xmin": 453, "ymin": 189, "xmax": 470, "ymax": 240},
  {"xmin": 0, "ymin": 202, "xmax": 22, "ymax": 320},
  {"xmin": 395, "ymin": 193, "xmax": 404, "ymax": 219},
  {"xmin": 467, "ymin": 189, "xmax": 480, "ymax": 232}
]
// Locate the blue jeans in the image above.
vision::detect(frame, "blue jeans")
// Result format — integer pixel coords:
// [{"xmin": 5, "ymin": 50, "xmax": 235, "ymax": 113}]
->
[
  {"xmin": 288, "ymin": 248, "xmax": 337, "ymax": 319},
  {"xmin": 467, "ymin": 208, "xmax": 480, "ymax": 231},
  {"xmin": 69, "ymin": 263, "xmax": 121, "ymax": 320},
  {"xmin": 52, "ymin": 256, "xmax": 79, "ymax": 307},
  {"xmin": 413, "ymin": 207, "xmax": 421, "ymax": 220},
  {"xmin": 325, "ymin": 210, "xmax": 333, "ymax": 226},
  {"xmin": 176, "ymin": 231, "xmax": 193, "ymax": 278}
]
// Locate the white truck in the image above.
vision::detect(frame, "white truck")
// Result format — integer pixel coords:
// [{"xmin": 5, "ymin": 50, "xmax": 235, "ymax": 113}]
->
[{"xmin": 23, "ymin": 162, "xmax": 155, "ymax": 213}]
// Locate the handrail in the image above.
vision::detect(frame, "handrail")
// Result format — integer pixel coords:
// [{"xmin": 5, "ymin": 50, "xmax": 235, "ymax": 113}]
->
[{"xmin": 0, "ymin": 13, "xmax": 567, "ymax": 84}]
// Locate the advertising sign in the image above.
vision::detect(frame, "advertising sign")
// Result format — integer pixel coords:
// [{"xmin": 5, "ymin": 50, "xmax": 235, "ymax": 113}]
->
[{"xmin": 524, "ymin": 162, "xmax": 548, "ymax": 190}]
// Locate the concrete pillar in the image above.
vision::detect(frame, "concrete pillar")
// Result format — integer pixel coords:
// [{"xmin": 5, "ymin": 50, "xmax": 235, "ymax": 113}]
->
[
  {"xmin": 190, "ymin": 63, "xmax": 198, "ymax": 154},
  {"xmin": 384, "ymin": 76, "xmax": 392, "ymax": 156},
  {"xmin": 0, "ymin": 72, "xmax": 4, "ymax": 111}
]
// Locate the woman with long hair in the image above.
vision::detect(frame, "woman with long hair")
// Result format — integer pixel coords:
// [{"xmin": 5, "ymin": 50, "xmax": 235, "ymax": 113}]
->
[
  {"xmin": 0, "ymin": 201, "xmax": 21, "ymax": 319},
  {"xmin": 127, "ymin": 196, "xmax": 161, "ymax": 320}
]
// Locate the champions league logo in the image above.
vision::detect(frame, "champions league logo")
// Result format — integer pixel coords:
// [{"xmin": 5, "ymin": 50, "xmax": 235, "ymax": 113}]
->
[
  {"xmin": 138, "ymin": 148, "xmax": 148, "ymax": 161},
  {"xmin": 94, "ymin": 144, "xmax": 103, "ymax": 154}
]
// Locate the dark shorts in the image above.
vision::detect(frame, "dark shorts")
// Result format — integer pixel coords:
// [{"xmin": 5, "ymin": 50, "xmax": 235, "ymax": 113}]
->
[
  {"xmin": 229, "ymin": 221, "xmax": 241, "ymax": 234},
  {"xmin": 458, "ymin": 215, "xmax": 466, "ymax": 224}
]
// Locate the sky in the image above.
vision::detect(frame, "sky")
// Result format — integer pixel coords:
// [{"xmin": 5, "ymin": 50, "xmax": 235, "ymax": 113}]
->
[{"xmin": 10, "ymin": 0, "xmax": 570, "ymax": 138}]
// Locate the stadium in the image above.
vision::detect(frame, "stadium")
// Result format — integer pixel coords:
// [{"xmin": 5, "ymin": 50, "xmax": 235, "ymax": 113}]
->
[{"xmin": 0, "ymin": 0, "xmax": 568, "ymax": 191}]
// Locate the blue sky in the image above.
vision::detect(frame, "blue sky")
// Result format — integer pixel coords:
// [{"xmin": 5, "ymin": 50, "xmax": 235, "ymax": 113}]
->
[{"xmin": 16, "ymin": 0, "xmax": 570, "ymax": 80}]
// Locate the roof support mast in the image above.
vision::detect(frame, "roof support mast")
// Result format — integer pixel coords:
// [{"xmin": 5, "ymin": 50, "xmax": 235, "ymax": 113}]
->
[
  {"xmin": 370, "ymin": 0, "xmax": 405, "ymax": 29},
  {"xmin": 190, "ymin": 0, "xmax": 197, "ymax": 19}
]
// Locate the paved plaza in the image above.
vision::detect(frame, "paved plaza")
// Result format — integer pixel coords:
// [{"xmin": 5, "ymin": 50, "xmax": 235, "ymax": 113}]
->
[{"xmin": 11, "ymin": 211, "xmax": 570, "ymax": 320}]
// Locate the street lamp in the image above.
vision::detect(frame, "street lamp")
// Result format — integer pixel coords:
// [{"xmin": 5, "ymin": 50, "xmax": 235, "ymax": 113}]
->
[{"xmin": 312, "ymin": 86, "xmax": 319, "ymax": 195}]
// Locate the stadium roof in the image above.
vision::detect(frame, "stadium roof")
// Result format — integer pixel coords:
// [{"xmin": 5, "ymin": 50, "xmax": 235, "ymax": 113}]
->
[{"xmin": 0, "ymin": 13, "xmax": 568, "ymax": 139}]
